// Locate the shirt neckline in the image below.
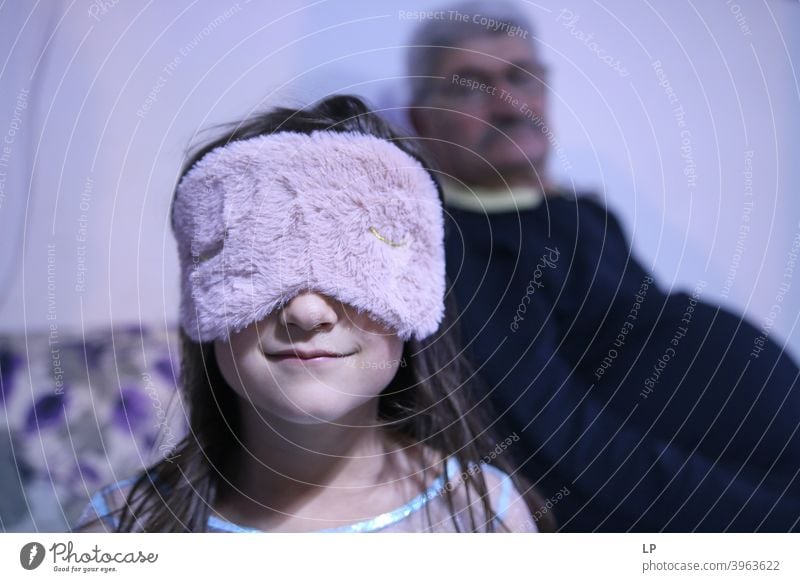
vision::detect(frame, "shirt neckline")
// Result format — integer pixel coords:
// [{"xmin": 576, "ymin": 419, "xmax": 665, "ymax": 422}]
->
[
  {"xmin": 441, "ymin": 179, "xmax": 544, "ymax": 213},
  {"xmin": 206, "ymin": 456, "xmax": 461, "ymax": 533}
]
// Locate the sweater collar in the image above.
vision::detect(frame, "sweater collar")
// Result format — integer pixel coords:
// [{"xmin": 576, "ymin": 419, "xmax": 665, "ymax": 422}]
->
[{"xmin": 441, "ymin": 178, "xmax": 544, "ymax": 213}]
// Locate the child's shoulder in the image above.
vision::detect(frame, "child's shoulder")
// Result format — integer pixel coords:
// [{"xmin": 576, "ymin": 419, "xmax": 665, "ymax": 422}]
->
[
  {"xmin": 399, "ymin": 438, "xmax": 537, "ymax": 532},
  {"xmin": 477, "ymin": 462, "xmax": 538, "ymax": 532},
  {"xmin": 72, "ymin": 477, "xmax": 139, "ymax": 532},
  {"xmin": 444, "ymin": 459, "xmax": 538, "ymax": 533}
]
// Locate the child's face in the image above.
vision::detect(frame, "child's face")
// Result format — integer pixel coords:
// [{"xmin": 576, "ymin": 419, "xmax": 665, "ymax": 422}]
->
[{"xmin": 213, "ymin": 291, "xmax": 405, "ymax": 425}]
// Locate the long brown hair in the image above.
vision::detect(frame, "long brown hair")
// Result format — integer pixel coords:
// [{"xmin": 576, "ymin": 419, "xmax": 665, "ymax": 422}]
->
[{"xmin": 89, "ymin": 95, "xmax": 556, "ymax": 532}]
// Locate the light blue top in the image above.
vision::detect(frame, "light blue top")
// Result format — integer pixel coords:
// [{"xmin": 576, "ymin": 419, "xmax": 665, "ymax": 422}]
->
[{"xmin": 79, "ymin": 457, "xmax": 516, "ymax": 532}]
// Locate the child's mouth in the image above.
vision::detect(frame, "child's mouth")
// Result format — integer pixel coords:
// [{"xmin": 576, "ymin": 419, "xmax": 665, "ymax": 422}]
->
[{"xmin": 265, "ymin": 349, "xmax": 356, "ymax": 363}]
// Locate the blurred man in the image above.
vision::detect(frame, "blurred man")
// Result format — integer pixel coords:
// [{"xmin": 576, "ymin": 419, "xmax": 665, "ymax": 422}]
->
[{"xmin": 407, "ymin": 1, "xmax": 800, "ymax": 531}]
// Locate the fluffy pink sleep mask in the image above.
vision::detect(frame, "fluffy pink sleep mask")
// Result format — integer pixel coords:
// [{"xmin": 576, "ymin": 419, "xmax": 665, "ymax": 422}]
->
[{"xmin": 172, "ymin": 130, "xmax": 446, "ymax": 343}]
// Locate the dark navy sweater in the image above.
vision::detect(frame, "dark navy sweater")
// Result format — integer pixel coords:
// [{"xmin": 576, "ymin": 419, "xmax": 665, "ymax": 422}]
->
[{"xmin": 444, "ymin": 192, "xmax": 800, "ymax": 531}]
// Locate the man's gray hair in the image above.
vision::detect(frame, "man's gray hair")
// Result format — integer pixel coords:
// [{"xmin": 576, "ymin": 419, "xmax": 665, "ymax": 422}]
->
[{"xmin": 405, "ymin": 0, "xmax": 537, "ymax": 105}]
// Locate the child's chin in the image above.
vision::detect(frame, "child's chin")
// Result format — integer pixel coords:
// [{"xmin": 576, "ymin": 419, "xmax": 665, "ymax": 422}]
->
[{"xmin": 270, "ymin": 397, "xmax": 375, "ymax": 426}]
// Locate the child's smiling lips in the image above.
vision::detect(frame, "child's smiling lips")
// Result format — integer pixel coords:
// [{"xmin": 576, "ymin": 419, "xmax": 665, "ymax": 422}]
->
[{"xmin": 264, "ymin": 348, "xmax": 356, "ymax": 363}]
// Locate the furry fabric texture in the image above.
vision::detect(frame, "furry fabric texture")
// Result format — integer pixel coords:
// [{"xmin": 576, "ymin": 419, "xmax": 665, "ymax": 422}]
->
[{"xmin": 173, "ymin": 130, "xmax": 446, "ymax": 343}]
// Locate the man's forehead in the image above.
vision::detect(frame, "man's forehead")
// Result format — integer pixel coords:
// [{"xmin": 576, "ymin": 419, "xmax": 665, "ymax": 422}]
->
[{"xmin": 435, "ymin": 35, "xmax": 540, "ymax": 75}]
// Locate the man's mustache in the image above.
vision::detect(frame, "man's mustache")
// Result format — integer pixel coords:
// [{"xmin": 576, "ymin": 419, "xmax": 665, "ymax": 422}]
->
[{"xmin": 478, "ymin": 116, "xmax": 543, "ymax": 148}]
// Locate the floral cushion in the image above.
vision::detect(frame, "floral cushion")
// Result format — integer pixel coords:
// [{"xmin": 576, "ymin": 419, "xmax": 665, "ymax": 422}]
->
[{"xmin": 0, "ymin": 325, "xmax": 186, "ymax": 532}]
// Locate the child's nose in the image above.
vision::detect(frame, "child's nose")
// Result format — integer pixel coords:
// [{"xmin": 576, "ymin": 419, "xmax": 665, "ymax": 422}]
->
[{"xmin": 278, "ymin": 291, "xmax": 339, "ymax": 331}]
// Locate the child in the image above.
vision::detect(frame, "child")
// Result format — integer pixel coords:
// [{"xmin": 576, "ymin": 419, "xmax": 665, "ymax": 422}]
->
[{"xmin": 74, "ymin": 95, "xmax": 554, "ymax": 533}]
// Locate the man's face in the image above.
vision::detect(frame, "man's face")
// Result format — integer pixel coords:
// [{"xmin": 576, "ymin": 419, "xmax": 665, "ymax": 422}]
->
[{"xmin": 411, "ymin": 35, "xmax": 549, "ymax": 188}]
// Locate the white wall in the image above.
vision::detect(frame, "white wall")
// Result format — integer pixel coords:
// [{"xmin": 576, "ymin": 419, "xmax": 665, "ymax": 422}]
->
[{"xmin": 1, "ymin": 0, "xmax": 798, "ymax": 359}]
